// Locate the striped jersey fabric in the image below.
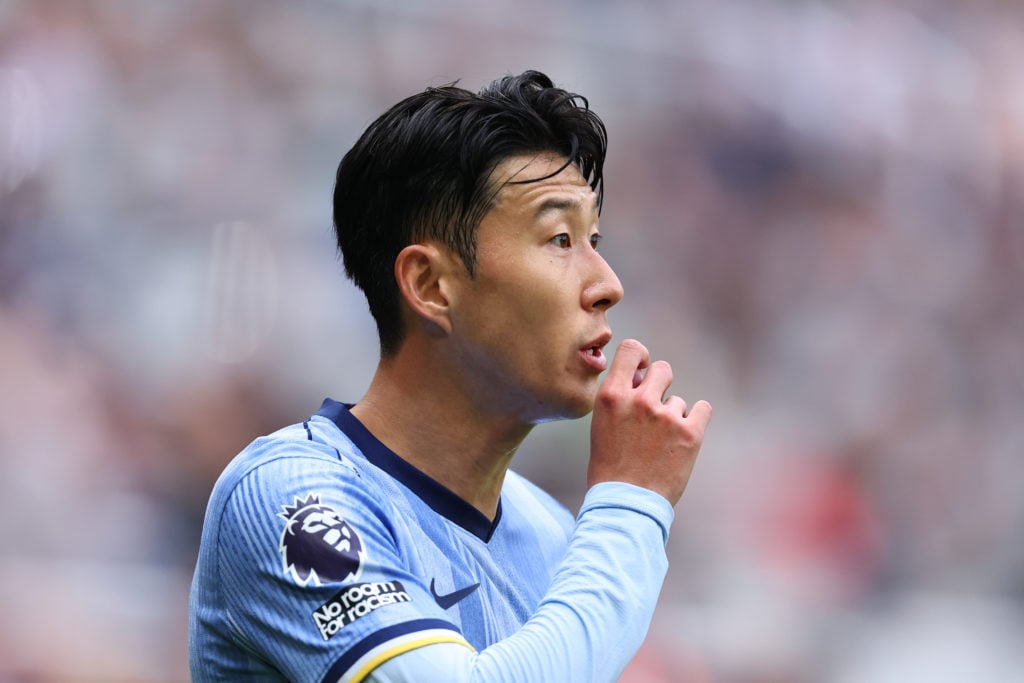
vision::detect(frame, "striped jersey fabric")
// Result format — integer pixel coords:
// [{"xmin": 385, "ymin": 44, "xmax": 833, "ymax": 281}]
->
[{"xmin": 189, "ymin": 398, "xmax": 575, "ymax": 682}]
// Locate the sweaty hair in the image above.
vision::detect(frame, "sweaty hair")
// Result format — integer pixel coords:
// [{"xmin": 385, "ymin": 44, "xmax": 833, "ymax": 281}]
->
[{"xmin": 332, "ymin": 70, "xmax": 608, "ymax": 356}]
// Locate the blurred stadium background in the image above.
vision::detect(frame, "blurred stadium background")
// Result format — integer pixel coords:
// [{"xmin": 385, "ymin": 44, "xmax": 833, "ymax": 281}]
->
[{"xmin": 2, "ymin": 0, "xmax": 1023, "ymax": 680}]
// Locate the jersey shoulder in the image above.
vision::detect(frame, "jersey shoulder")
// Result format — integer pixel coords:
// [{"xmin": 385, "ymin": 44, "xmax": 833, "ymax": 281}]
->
[{"xmin": 502, "ymin": 469, "xmax": 575, "ymax": 533}]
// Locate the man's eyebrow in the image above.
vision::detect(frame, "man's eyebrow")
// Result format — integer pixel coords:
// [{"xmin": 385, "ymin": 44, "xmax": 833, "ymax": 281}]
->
[{"xmin": 533, "ymin": 195, "xmax": 598, "ymax": 219}]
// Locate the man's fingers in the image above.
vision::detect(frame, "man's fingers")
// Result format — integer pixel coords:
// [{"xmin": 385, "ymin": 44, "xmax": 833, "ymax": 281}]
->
[
  {"xmin": 686, "ymin": 399, "xmax": 713, "ymax": 431},
  {"xmin": 638, "ymin": 360, "xmax": 673, "ymax": 401},
  {"xmin": 606, "ymin": 339, "xmax": 649, "ymax": 387},
  {"xmin": 664, "ymin": 395, "xmax": 688, "ymax": 416}
]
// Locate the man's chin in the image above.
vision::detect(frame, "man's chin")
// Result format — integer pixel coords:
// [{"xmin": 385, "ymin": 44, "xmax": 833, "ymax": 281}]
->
[{"xmin": 530, "ymin": 391, "xmax": 596, "ymax": 424}]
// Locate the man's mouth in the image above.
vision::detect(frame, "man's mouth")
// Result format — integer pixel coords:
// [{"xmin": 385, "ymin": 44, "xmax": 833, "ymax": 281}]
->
[{"xmin": 579, "ymin": 333, "xmax": 612, "ymax": 371}]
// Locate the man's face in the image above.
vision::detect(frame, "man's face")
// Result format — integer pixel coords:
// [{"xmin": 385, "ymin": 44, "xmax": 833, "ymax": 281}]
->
[{"xmin": 447, "ymin": 153, "xmax": 624, "ymax": 423}]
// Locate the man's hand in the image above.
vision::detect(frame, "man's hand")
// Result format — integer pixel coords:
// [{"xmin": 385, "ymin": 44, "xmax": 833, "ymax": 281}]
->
[{"xmin": 588, "ymin": 339, "xmax": 712, "ymax": 506}]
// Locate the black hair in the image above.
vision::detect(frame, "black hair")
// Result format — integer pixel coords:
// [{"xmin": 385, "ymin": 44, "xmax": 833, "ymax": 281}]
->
[{"xmin": 332, "ymin": 70, "xmax": 608, "ymax": 356}]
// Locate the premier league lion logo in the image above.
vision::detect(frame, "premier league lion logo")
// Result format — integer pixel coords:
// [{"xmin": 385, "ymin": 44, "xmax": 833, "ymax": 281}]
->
[{"xmin": 278, "ymin": 493, "xmax": 365, "ymax": 586}]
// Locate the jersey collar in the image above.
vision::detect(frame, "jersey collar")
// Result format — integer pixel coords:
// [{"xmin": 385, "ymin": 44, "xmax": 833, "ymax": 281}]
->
[{"xmin": 317, "ymin": 398, "xmax": 502, "ymax": 542}]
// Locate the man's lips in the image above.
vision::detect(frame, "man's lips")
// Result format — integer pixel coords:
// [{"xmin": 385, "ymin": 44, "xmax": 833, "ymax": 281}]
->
[{"xmin": 579, "ymin": 332, "xmax": 612, "ymax": 372}]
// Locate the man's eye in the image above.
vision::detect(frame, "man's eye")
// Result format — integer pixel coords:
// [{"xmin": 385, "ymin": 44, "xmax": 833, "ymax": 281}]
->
[
  {"xmin": 551, "ymin": 234, "xmax": 571, "ymax": 248},
  {"xmin": 590, "ymin": 234, "xmax": 603, "ymax": 250}
]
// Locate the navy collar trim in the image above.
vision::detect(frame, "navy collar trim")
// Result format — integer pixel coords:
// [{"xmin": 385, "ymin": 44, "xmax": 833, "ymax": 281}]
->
[{"xmin": 316, "ymin": 398, "xmax": 502, "ymax": 543}]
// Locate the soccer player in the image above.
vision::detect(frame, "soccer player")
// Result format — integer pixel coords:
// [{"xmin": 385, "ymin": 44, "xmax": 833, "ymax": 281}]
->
[{"xmin": 189, "ymin": 70, "xmax": 712, "ymax": 682}]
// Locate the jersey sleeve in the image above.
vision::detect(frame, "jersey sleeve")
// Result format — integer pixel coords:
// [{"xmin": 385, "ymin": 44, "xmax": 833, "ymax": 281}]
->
[
  {"xmin": 214, "ymin": 446, "xmax": 472, "ymax": 683},
  {"xmin": 364, "ymin": 482, "xmax": 674, "ymax": 683}
]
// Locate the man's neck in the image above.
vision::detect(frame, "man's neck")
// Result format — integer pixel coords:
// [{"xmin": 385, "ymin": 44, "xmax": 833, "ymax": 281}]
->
[{"xmin": 350, "ymin": 348, "xmax": 532, "ymax": 521}]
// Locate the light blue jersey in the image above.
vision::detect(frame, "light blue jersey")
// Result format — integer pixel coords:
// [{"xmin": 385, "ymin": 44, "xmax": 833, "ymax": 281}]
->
[{"xmin": 189, "ymin": 399, "xmax": 578, "ymax": 682}]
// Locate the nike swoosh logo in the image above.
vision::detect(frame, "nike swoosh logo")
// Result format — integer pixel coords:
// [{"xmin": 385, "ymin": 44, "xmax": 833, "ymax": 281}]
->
[{"xmin": 430, "ymin": 578, "xmax": 480, "ymax": 610}]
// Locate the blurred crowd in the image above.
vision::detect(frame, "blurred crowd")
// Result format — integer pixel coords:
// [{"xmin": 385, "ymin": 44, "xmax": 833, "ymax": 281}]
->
[{"xmin": 1, "ymin": 1, "xmax": 1022, "ymax": 681}]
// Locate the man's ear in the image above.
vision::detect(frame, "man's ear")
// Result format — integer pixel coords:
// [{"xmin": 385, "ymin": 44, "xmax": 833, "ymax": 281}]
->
[{"xmin": 394, "ymin": 243, "xmax": 458, "ymax": 336}]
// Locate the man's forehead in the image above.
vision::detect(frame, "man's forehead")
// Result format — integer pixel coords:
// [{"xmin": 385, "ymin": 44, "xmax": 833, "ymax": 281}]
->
[{"xmin": 491, "ymin": 154, "xmax": 596, "ymax": 211}]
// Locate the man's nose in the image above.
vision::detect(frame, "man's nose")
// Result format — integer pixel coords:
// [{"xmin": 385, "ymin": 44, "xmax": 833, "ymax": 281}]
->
[{"xmin": 583, "ymin": 253, "xmax": 624, "ymax": 312}]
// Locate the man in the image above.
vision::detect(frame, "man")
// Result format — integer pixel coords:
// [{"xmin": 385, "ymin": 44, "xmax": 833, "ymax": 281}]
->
[{"xmin": 189, "ymin": 70, "xmax": 711, "ymax": 682}]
